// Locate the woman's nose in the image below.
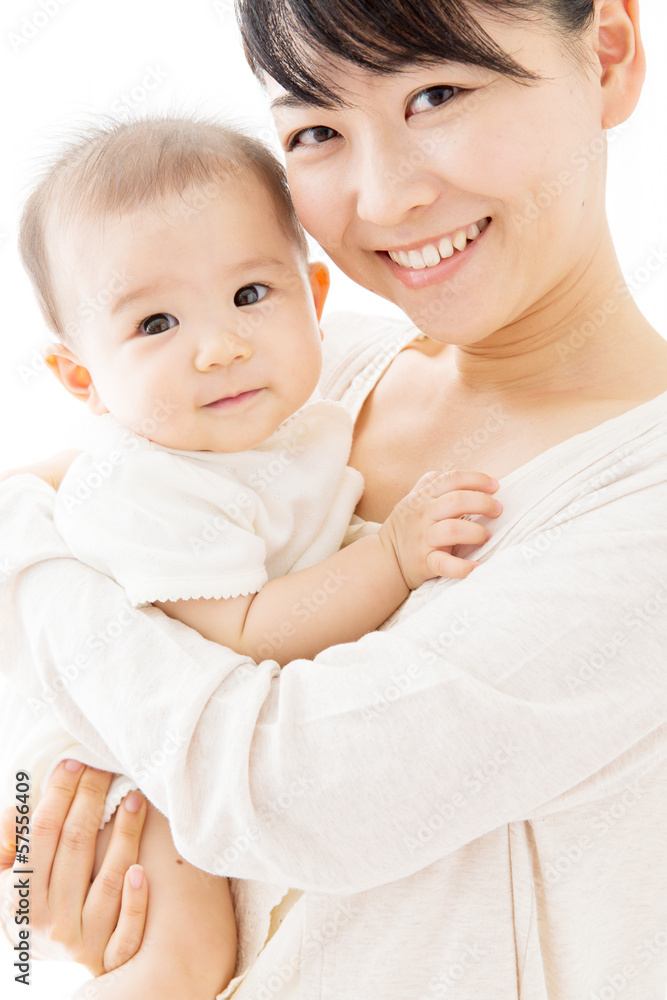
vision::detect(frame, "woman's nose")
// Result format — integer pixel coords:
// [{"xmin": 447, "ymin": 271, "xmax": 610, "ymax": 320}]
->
[
  {"xmin": 354, "ymin": 134, "xmax": 441, "ymax": 228},
  {"xmin": 194, "ymin": 328, "xmax": 253, "ymax": 371}
]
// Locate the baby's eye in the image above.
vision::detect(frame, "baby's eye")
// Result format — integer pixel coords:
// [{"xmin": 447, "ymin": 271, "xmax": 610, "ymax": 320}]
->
[
  {"xmin": 234, "ymin": 284, "xmax": 270, "ymax": 307},
  {"xmin": 287, "ymin": 126, "xmax": 339, "ymax": 150},
  {"xmin": 407, "ymin": 86, "xmax": 460, "ymax": 118},
  {"xmin": 139, "ymin": 313, "xmax": 179, "ymax": 336}
]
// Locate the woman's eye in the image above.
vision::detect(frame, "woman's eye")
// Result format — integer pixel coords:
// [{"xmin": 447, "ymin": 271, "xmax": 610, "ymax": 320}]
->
[
  {"xmin": 139, "ymin": 313, "xmax": 178, "ymax": 336},
  {"xmin": 234, "ymin": 284, "xmax": 270, "ymax": 307},
  {"xmin": 288, "ymin": 125, "xmax": 339, "ymax": 150},
  {"xmin": 407, "ymin": 86, "xmax": 460, "ymax": 117}
]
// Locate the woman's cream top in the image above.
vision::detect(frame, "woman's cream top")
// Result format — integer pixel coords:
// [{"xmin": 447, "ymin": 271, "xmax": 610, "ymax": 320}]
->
[{"xmin": 1, "ymin": 312, "xmax": 666, "ymax": 999}]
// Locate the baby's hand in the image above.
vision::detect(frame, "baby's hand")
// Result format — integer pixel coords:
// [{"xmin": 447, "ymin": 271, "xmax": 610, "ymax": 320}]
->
[{"xmin": 378, "ymin": 470, "xmax": 502, "ymax": 589}]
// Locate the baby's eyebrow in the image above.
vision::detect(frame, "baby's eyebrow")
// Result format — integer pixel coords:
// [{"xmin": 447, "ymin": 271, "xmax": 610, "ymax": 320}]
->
[
  {"xmin": 226, "ymin": 255, "xmax": 296, "ymax": 276},
  {"xmin": 111, "ymin": 284, "xmax": 165, "ymax": 316},
  {"xmin": 109, "ymin": 260, "xmax": 295, "ymax": 315}
]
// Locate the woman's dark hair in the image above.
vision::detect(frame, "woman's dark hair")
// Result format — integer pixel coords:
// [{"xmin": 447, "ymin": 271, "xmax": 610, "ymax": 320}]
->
[{"xmin": 237, "ymin": 0, "xmax": 596, "ymax": 106}]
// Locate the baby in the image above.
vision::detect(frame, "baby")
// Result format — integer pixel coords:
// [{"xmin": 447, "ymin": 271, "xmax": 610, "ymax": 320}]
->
[{"xmin": 11, "ymin": 116, "xmax": 501, "ymax": 998}]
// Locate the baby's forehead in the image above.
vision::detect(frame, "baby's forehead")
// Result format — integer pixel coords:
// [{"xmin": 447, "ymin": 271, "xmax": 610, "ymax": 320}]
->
[
  {"xmin": 49, "ymin": 177, "xmax": 302, "ymax": 296},
  {"xmin": 56, "ymin": 173, "xmax": 285, "ymax": 245}
]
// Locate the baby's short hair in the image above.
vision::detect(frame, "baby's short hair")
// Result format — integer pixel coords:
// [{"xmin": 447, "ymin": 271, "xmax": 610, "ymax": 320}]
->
[{"xmin": 19, "ymin": 115, "xmax": 309, "ymax": 345}]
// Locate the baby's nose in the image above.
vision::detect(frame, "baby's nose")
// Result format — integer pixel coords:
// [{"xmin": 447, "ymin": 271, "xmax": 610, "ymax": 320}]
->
[{"xmin": 195, "ymin": 329, "xmax": 252, "ymax": 369}]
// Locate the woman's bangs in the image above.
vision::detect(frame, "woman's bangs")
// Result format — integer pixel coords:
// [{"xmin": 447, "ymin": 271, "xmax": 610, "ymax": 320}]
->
[{"xmin": 238, "ymin": 0, "xmax": 538, "ymax": 106}]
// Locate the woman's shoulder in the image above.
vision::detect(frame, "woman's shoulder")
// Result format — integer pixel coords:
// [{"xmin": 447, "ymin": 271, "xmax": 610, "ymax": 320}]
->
[{"xmin": 319, "ymin": 310, "xmax": 419, "ymax": 403}]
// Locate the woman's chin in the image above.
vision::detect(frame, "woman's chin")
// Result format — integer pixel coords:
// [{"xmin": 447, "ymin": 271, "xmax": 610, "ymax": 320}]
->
[{"xmin": 390, "ymin": 289, "xmax": 510, "ymax": 346}]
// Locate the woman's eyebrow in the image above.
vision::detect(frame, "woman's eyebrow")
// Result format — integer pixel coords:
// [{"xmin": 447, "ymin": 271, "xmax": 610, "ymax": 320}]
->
[{"xmin": 270, "ymin": 92, "xmax": 351, "ymax": 112}]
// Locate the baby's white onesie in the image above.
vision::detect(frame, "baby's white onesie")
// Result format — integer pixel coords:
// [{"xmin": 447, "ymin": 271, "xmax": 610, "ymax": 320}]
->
[{"xmin": 6, "ymin": 397, "xmax": 368, "ymax": 822}]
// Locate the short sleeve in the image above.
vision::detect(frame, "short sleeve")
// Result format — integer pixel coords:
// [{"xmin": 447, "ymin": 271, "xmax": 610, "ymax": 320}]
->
[
  {"xmin": 54, "ymin": 443, "xmax": 268, "ymax": 606},
  {"xmin": 340, "ymin": 514, "xmax": 381, "ymax": 548}
]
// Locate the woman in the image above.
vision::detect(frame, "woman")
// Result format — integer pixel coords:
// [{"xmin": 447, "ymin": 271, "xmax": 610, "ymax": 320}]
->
[{"xmin": 1, "ymin": 1, "xmax": 666, "ymax": 997}]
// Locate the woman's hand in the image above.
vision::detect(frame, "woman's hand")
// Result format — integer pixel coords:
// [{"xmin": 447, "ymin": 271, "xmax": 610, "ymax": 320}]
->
[
  {"xmin": 0, "ymin": 762, "xmax": 149, "ymax": 975},
  {"xmin": 0, "ymin": 449, "xmax": 81, "ymax": 490}
]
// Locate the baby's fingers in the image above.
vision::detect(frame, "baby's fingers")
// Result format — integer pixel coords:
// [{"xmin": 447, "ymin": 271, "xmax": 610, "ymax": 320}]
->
[
  {"xmin": 425, "ymin": 550, "xmax": 481, "ymax": 580},
  {"xmin": 414, "ymin": 470, "xmax": 499, "ymax": 500},
  {"xmin": 429, "ymin": 517, "xmax": 491, "ymax": 551},
  {"xmin": 103, "ymin": 864, "xmax": 148, "ymax": 973},
  {"xmin": 430, "ymin": 489, "xmax": 502, "ymax": 523}
]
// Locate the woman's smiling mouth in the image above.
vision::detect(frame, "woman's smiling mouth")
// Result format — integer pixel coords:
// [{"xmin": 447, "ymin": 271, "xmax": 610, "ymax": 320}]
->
[
  {"xmin": 384, "ymin": 217, "xmax": 490, "ymax": 270},
  {"xmin": 378, "ymin": 217, "xmax": 491, "ymax": 289}
]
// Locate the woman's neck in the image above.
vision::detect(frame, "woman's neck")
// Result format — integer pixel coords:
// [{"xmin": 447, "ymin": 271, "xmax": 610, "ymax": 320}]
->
[
  {"xmin": 350, "ymin": 230, "xmax": 667, "ymax": 522},
  {"xmin": 442, "ymin": 231, "xmax": 666, "ymax": 402}
]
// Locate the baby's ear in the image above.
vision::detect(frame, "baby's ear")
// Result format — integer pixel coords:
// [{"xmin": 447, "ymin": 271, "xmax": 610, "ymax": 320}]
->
[
  {"xmin": 308, "ymin": 262, "xmax": 330, "ymax": 322},
  {"xmin": 44, "ymin": 343, "xmax": 108, "ymax": 415}
]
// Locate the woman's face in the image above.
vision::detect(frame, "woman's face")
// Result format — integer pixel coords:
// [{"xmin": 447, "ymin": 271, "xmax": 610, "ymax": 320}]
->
[{"xmin": 268, "ymin": 13, "xmax": 608, "ymax": 344}]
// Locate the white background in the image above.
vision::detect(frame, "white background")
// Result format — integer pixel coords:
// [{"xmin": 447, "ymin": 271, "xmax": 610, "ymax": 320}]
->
[{"xmin": 0, "ymin": 1, "xmax": 665, "ymax": 997}]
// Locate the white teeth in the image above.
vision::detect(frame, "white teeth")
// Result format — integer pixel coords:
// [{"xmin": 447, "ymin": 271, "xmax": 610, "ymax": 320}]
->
[
  {"xmin": 438, "ymin": 236, "xmax": 454, "ymax": 259},
  {"xmin": 452, "ymin": 230, "xmax": 468, "ymax": 252},
  {"xmin": 389, "ymin": 250, "xmax": 413, "ymax": 266},
  {"xmin": 408, "ymin": 249, "xmax": 427, "ymax": 269},
  {"xmin": 388, "ymin": 218, "xmax": 489, "ymax": 270}
]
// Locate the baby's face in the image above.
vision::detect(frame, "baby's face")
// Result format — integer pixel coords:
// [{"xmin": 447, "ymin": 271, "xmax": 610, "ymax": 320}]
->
[{"xmin": 54, "ymin": 179, "xmax": 325, "ymax": 451}]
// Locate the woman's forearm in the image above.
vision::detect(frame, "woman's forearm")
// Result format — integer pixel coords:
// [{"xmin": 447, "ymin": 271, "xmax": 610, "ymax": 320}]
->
[{"xmin": 2, "ymin": 473, "xmax": 666, "ymax": 895}]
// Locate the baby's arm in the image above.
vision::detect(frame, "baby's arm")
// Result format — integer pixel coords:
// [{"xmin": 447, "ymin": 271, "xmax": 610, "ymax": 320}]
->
[
  {"xmin": 74, "ymin": 800, "xmax": 237, "ymax": 1000},
  {"xmin": 155, "ymin": 470, "xmax": 501, "ymax": 666}
]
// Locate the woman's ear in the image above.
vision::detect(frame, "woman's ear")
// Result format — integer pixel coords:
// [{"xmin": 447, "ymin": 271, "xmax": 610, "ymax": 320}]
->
[
  {"xmin": 44, "ymin": 343, "xmax": 108, "ymax": 415},
  {"xmin": 595, "ymin": 0, "xmax": 646, "ymax": 129},
  {"xmin": 308, "ymin": 262, "xmax": 330, "ymax": 323}
]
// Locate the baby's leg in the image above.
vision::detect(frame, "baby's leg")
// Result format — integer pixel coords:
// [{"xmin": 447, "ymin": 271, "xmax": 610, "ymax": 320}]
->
[{"xmin": 76, "ymin": 799, "xmax": 237, "ymax": 1000}]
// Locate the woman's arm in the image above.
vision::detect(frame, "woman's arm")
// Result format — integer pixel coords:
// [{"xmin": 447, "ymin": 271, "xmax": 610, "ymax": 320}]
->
[
  {"xmin": 0, "ymin": 450, "xmax": 80, "ymax": 490},
  {"xmin": 1, "ymin": 460, "xmax": 666, "ymax": 895}
]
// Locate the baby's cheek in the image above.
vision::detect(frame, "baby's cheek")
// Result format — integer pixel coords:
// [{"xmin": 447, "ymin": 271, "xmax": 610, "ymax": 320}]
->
[{"xmin": 138, "ymin": 400, "xmax": 188, "ymax": 448}]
